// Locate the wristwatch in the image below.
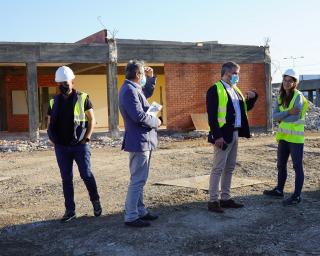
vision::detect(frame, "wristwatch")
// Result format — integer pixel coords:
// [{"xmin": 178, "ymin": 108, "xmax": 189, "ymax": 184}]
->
[{"xmin": 85, "ymin": 137, "xmax": 90, "ymax": 142}]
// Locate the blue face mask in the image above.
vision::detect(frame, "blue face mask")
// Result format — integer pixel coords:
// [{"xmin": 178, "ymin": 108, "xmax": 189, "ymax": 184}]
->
[
  {"xmin": 140, "ymin": 74, "xmax": 146, "ymax": 87},
  {"xmin": 230, "ymin": 74, "xmax": 239, "ymax": 85}
]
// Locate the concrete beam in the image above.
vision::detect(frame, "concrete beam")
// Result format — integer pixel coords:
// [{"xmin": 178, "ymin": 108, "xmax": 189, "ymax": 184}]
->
[
  {"xmin": 117, "ymin": 42, "xmax": 265, "ymax": 63},
  {"xmin": 298, "ymin": 79, "xmax": 320, "ymax": 91},
  {"xmin": 0, "ymin": 43, "xmax": 109, "ymax": 63},
  {"xmin": 0, "ymin": 41, "xmax": 265, "ymax": 64}
]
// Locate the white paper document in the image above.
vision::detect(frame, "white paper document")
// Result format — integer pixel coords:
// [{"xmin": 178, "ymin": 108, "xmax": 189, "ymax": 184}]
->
[{"xmin": 146, "ymin": 101, "xmax": 162, "ymax": 116}]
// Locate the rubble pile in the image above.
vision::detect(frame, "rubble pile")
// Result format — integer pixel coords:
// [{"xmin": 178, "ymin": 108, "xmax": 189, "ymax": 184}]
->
[
  {"xmin": 2, "ymin": 93, "xmax": 320, "ymax": 153},
  {"xmin": 0, "ymin": 132, "xmax": 125, "ymax": 153},
  {"xmin": 158, "ymin": 130, "xmax": 207, "ymax": 141},
  {"xmin": 0, "ymin": 135, "xmax": 52, "ymax": 153},
  {"xmin": 0, "ymin": 131, "xmax": 209, "ymax": 153},
  {"xmin": 304, "ymin": 101, "xmax": 320, "ymax": 130}
]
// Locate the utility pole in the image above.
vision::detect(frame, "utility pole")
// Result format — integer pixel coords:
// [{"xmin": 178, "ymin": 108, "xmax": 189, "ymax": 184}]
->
[{"xmin": 283, "ymin": 56, "xmax": 304, "ymax": 68}]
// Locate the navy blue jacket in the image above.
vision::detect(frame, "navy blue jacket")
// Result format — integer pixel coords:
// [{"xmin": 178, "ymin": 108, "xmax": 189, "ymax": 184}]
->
[
  {"xmin": 119, "ymin": 77, "xmax": 159, "ymax": 152},
  {"xmin": 47, "ymin": 90, "xmax": 90, "ymax": 145}
]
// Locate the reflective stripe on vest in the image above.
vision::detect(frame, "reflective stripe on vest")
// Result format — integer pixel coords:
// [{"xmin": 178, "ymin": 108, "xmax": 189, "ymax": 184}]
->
[
  {"xmin": 275, "ymin": 89, "xmax": 308, "ymax": 144},
  {"xmin": 50, "ymin": 92, "xmax": 88, "ymax": 142},
  {"xmin": 212, "ymin": 81, "xmax": 247, "ymax": 128}
]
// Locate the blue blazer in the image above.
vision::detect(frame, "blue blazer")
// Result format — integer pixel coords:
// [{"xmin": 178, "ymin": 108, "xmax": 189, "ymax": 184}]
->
[{"xmin": 119, "ymin": 77, "xmax": 159, "ymax": 152}]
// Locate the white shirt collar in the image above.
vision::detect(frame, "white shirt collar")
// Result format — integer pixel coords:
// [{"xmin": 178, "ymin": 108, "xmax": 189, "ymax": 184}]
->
[{"xmin": 221, "ymin": 79, "xmax": 233, "ymax": 89}]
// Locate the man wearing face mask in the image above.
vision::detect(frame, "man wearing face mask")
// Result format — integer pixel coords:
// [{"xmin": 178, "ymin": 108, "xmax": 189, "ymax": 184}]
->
[
  {"xmin": 47, "ymin": 66, "xmax": 102, "ymax": 222},
  {"xmin": 206, "ymin": 61, "xmax": 258, "ymax": 213},
  {"xmin": 119, "ymin": 60, "xmax": 161, "ymax": 228}
]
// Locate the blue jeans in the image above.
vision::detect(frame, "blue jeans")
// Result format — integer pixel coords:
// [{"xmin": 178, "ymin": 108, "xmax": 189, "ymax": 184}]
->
[
  {"xmin": 55, "ymin": 143, "xmax": 100, "ymax": 212},
  {"xmin": 276, "ymin": 140, "xmax": 304, "ymax": 198},
  {"xmin": 124, "ymin": 151, "xmax": 151, "ymax": 222}
]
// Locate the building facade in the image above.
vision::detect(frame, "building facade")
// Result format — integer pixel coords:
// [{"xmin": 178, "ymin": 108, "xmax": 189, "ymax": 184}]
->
[{"xmin": 0, "ymin": 30, "xmax": 272, "ymax": 139}]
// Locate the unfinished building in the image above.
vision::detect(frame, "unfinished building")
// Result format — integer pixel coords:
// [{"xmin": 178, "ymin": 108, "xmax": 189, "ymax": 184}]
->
[{"xmin": 0, "ymin": 30, "xmax": 272, "ymax": 140}]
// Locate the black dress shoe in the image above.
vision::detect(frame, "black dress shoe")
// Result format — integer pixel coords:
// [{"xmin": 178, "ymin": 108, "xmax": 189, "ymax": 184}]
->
[
  {"xmin": 220, "ymin": 199, "xmax": 244, "ymax": 208},
  {"xmin": 140, "ymin": 213, "xmax": 159, "ymax": 221},
  {"xmin": 125, "ymin": 219, "xmax": 151, "ymax": 228},
  {"xmin": 208, "ymin": 201, "xmax": 224, "ymax": 213}
]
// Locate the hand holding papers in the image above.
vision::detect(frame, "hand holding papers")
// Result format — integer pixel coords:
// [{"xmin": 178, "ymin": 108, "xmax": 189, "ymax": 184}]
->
[{"xmin": 146, "ymin": 101, "xmax": 162, "ymax": 117}]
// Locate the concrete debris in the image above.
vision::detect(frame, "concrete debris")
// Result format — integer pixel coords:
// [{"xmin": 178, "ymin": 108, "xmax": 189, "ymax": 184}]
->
[
  {"xmin": 158, "ymin": 130, "xmax": 208, "ymax": 141},
  {"xmin": 0, "ymin": 131, "xmax": 209, "ymax": 153},
  {"xmin": 0, "ymin": 136, "xmax": 52, "ymax": 153},
  {"xmin": 4, "ymin": 92, "xmax": 320, "ymax": 154},
  {"xmin": 0, "ymin": 132, "xmax": 122, "ymax": 153},
  {"xmin": 304, "ymin": 102, "xmax": 320, "ymax": 130}
]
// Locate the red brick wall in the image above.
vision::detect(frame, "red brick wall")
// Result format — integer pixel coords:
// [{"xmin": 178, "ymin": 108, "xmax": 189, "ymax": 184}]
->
[
  {"xmin": 164, "ymin": 63, "xmax": 267, "ymax": 131},
  {"xmin": 5, "ymin": 74, "xmax": 55, "ymax": 132},
  {"xmin": 239, "ymin": 64, "xmax": 267, "ymax": 127},
  {"xmin": 5, "ymin": 75, "xmax": 28, "ymax": 132},
  {"xmin": 5, "ymin": 63, "xmax": 267, "ymax": 132},
  {"xmin": 76, "ymin": 30, "xmax": 107, "ymax": 44}
]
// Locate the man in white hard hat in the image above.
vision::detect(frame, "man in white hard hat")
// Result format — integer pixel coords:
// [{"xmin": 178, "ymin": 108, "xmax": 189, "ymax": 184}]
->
[{"xmin": 47, "ymin": 66, "xmax": 102, "ymax": 222}]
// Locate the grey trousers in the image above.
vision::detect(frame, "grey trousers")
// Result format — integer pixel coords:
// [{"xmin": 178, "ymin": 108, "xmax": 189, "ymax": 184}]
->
[
  {"xmin": 209, "ymin": 131, "xmax": 239, "ymax": 202},
  {"xmin": 124, "ymin": 151, "xmax": 151, "ymax": 222}
]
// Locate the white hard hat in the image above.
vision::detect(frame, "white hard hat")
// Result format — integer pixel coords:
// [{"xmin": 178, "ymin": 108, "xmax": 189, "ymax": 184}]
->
[
  {"xmin": 283, "ymin": 69, "xmax": 299, "ymax": 82},
  {"xmin": 55, "ymin": 66, "xmax": 75, "ymax": 82}
]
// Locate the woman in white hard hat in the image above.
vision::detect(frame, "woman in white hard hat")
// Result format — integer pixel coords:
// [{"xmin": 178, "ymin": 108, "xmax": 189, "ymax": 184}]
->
[{"xmin": 263, "ymin": 69, "xmax": 308, "ymax": 206}]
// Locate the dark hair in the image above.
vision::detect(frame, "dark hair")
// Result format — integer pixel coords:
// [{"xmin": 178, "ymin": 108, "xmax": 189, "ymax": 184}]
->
[
  {"xmin": 221, "ymin": 61, "xmax": 240, "ymax": 77},
  {"xmin": 278, "ymin": 75, "xmax": 298, "ymax": 107},
  {"xmin": 125, "ymin": 59, "xmax": 144, "ymax": 80}
]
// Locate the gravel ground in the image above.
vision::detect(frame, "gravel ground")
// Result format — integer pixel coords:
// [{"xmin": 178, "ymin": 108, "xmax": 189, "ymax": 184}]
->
[{"xmin": 0, "ymin": 132, "xmax": 319, "ymax": 256}]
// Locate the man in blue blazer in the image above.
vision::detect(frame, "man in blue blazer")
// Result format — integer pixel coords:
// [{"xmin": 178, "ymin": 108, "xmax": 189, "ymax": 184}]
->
[{"xmin": 119, "ymin": 60, "xmax": 162, "ymax": 227}]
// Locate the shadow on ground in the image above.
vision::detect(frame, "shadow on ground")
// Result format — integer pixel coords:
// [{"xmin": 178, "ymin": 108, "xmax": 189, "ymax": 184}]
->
[{"xmin": 1, "ymin": 190, "xmax": 319, "ymax": 256}]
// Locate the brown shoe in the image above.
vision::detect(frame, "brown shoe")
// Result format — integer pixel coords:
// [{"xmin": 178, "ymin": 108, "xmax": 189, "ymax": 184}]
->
[
  {"xmin": 220, "ymin": 199, "xmax": 244, "ymax": 208},
  {"xmin": 208, "ymin": 201, "xmax": 224, "ymax": 213}
]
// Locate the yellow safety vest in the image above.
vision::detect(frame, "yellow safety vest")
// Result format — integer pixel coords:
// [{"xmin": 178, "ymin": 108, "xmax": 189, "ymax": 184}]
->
[
  {"xmin": 49, "ymin": 92, "xmax": 88, "ymax": 143},
  {"xmin": 213, "ymin": 81, "xmax": 247, "ymax": 128},
  {"xmin": 275, "ymin": 89, "xmax": 308, "ymax": 144}
]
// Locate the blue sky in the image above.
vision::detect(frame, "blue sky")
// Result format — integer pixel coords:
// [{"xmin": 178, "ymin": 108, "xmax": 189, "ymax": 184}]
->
[{"xmin": 0, "ymin": 0, "xmax": 319, "ymax": 82}]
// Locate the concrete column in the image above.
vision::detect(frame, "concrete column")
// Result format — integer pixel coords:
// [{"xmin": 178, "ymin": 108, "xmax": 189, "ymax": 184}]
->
[
  {"xmin": 264, "ymin": 46, "xmax": 272, "ymax": 132},
  {"xmin": 308, "ymin": 90, "xmax": 313, "ymax": 103},
  {"xmin": 106, "ymin": 38, "xmax": 120, "ymax": 138},
  {"xmin": 26, "ymin": 62, "xmax": 39, "ymax": 141},
  {"xmin": 316, "ymin": 89, "xmax": 320, "ymax": 107}
]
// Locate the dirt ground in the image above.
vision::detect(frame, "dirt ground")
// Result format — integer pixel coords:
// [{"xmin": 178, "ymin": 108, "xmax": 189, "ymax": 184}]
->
[{"xmin": 0, "ymin": 132, "xmax": 319, "ymax": 256}]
